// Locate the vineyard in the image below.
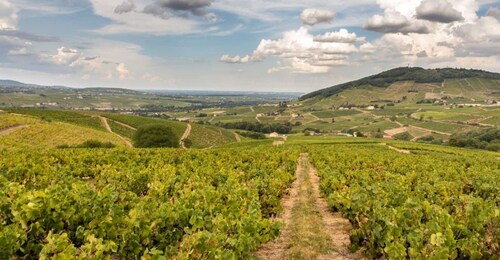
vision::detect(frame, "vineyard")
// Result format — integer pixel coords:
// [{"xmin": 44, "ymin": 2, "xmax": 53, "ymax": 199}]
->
[
  {"xmin": 0, "ymin": 122, "xmax": 125, "ymax": 149},
  {"xmin": 0, "ymin": 114, "xmax": 499, "ymax": 258},
  {"xmin": 309, "ymin": 144, "xmax": 499, "ymax": 259},
  {"xmin": 0, "ymin": 147, "xmax": 298, "ymax": 258}
]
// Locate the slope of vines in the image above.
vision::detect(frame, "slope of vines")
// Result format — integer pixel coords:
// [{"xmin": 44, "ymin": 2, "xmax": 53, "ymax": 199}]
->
[
  {"xmin": 0, "ymin": 147, "xmax": 298, "ymax": 258},
  {"xmin": 309, "ymin": 144, "xmax": 499, "ymax": 259}
]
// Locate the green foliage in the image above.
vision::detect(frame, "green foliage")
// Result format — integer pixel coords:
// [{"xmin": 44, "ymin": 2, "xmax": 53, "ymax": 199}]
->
[
  {"xmin": 215, "ymin": 121, "xmax": 292, "ymax": 134},
  {"xmin": 309, "ymin": 144, "xmax": 500, "ymax": 259},
  {"xmin": 236, "ymin": 131, "xmax": 266, "ymax": 139},
  {"xmin": 0, "ymin": 147, "xmax": 299, "ymax": 258},
  {"xmin": 416, "ymin": 135, "xmax": 444, "ymax": 145},
  {"xmin": 449, "ymin": 128, "xmax": 500, "ymax": 151},
  {"xmin": 393, "ymin": 131, "xmax": 413, "ymax": 141},
  {"xmin": 76, "ymin": 140, "xmax": 116, "ymax": 148},
  {"xmin": 56, "ymin": 140, "xmax": 116, "ymax": 149},
  {"xmin": 133, "ymin": 124, "xmax": 179, "ymax": 148}
]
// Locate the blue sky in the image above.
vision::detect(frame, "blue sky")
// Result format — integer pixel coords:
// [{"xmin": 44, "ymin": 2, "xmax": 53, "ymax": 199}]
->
[{"xmin": 0, "ymin": 0, "xmax": 499, "ymax": 92}]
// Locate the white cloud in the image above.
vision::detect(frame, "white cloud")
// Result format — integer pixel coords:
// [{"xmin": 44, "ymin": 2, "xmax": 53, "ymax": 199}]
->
[
  {"xmin": 220, "ymin": 27, "xmax": 361, "ymax": 73},
  {"xmin": 0, "ymin": 0, "xmax": 18, "ymax": 29},
  {"xmin": 300, "ymin": 8, "xmax": 334, "ymax": 26},
  {"xmin": 416, "ymin": 0, "xmax": 464, "ymax": 23},
  {"xmin": 486, "ymin": 7, "xmax": 500, "ymax": 21},
  {"xmin": 43, "ymin": 47, "xmax": 82, "ymax": 66},
  {"xmin": 364, "ymin": 9, "xmax": 430, "ymax": 34},
  {"xmin": 220, "ymin": 54, "xmax": 250, "ymax": 63},
  {"xmin": 314, "ymin": 29, "xmax": 365, "ymax": 43},
  {"xmin": 116, "ymin": 63, "xmax": 130, "ymax": 80},
  {"xmin": 7, "ymin": 47, "xmax": 29, "ymax": 56}
]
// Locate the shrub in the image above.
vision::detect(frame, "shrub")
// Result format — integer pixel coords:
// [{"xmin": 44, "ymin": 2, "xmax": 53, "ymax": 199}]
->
[
  {"xmin": 393, "ymin": 132, "xmax": 413, "ymax": 141},
  {"xmin": 76, "ymin": 140, "xmax": 116, "ymax": 148},
  {"xmin": 133, "ymin": 124, "xmax": 179, "ymax": 148}
]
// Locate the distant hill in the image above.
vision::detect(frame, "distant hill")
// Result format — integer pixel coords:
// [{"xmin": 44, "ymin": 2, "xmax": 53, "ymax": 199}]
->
[
  {"xmin": 0, "ymin": 79, "xmax": 68, "ymax": 90},
  {"xmin": 300, "ymin": 67, "xmax": 500, "ymax": 100}
]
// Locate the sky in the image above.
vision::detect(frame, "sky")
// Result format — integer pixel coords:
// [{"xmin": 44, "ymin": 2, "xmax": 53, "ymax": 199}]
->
[{"xmin": 0, "ymin": 0, "xmax": 499, "ymax": 92}]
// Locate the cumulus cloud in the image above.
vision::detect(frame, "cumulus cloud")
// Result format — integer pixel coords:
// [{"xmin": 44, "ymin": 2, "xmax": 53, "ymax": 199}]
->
[
  {"xmin": 220, "ymin": 27, "xmax": 362, "ymax": 73},
  {"xmin": 116, "ymin": 63, "xmax": 130, "ymax": 79},
  {"xmin": 44, "ymin": 47, "xmax": 82, "ymax": 66},
  {"xmin": 114, "ymin": 0, "xmax": 135, "ymax": 14},
  {"xmin": 364, "ymin": 9, "xmax": 430, "ymax": 34},
  {"xmin": 300, "ymin": 8, "xmax": 335, "ymax": 26},
  {"xmin": 0, "ymin": 0, "xmax": 18, "ymax": 29},
  {"xmin": 220, "ymin": 54, "xmax": 250, "ymax": 63},
  {"xmin": 486, "ymin": 7, "xmax": 500, "ymax": 21},
  {"xmin": 416, "ymin": 0, "xmax": 464, "ymax": 23},
  {"xmin": 314, "ymin": 29, "xmax": 365, "ymax": 43}
]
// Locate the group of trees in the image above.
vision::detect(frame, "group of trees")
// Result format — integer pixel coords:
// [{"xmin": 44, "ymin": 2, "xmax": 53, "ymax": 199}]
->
[
  {"xmin": 215, "ymin": 122, "xmax": 293, "ymax": 134},
  {"xmin": 449, "ymin": 128, "xmax": 500, "ymax": 151},
  {"xmin": 133, "ymin": 124, "xmax": 179, "ymax": 148}
]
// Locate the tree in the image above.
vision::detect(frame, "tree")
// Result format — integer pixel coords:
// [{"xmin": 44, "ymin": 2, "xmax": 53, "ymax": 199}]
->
[{"xmin": 133, "ymin": 124, "xmax": 179, "ymax": 148}]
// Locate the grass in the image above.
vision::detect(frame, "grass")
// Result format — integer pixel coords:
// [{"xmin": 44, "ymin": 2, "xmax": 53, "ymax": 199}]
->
[
  {"xmin": 416, "ymin": 121, "xmax": 475, "ymax": 133},
  {"xmin": 481, "ymin": 117, "xmax": 500, "ymax": 126},
  {"xmin": 311, "ymin": 110, "xmax": 361, "ymax": 118},
  {"xmin": 356, "ymin": 120, "xmax": 401, "ymax": 132},
  {"xmin": 286, "ymin": 155, "xmax": 332, "ymax": 259}
]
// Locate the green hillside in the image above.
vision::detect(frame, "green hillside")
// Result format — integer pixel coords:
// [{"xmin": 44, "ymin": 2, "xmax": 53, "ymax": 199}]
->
[
  {"xmin": 300, "ymin": 67, "xmax": 500, "ymax": 100},
  {"xmin": 0, "ymin": 110, "xmax": 239, "ymax": 149}
]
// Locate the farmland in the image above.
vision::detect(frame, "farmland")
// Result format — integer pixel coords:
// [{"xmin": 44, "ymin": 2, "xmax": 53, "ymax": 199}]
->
[{"xmin": 0, "ymin": 136, "xmax": 498, "ymax": 258}]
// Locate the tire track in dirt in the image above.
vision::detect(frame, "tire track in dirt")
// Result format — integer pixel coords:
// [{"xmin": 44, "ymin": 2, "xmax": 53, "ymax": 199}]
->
[
  {"xmin": 255, "ymin": 153, "xmax": 363, "ymax": 260},
  {"xmin": 98, "ymin": 116, "xmax": 133, "ymax": 148},
  {"xmin": 0, "ymin": 124, "xmax": 28, "ymax": 135},
  {"xmin": 179, "ymin": 123, "xmax": 192, "ymax": 149}
]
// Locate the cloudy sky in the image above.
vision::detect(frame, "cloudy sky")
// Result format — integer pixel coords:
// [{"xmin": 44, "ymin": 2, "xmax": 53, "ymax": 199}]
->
[{"xmin": 0, "ymin": 0, "xmax": 499, "ymax": 92}]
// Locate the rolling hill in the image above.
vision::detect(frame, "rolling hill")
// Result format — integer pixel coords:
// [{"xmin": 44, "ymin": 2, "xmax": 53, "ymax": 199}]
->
[
  {"xmin": 300, "ymin": 67, "xmax": 500, "ymax": 100},
  {"xmin": 0, "ymin": 109, "xmax": 240, "ymax": 149}
]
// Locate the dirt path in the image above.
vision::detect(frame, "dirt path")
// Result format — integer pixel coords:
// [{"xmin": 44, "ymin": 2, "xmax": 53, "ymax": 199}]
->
[
  {"xmin": 111, "ymin": 120, "xmax": 136, "ymax": 130},
  {"xmin": 380, "ymin": 143, "xmax": 411, "ymax": 154},
  {"xmin": 256, "ymin": 115, "xmax": 262, "ymax": 123},
  {"xmin": 179, "ymin": 124, "xmax": 192, "ymax": 149},
  {"xmin": 98, "ymin": 116, "xmax": 133, "ymax": 148},
  {"xmin": 0, "ymin": 124, "xmax": 28, "ymax": 135},
  {"xmin": 255, "ymin": 154, "xmax": 362, "ymax": 260},
  {"xmin": 234, "ymin": 132, "xmax": 241, "ymax": 142},
  {"xmin": 250, "ymin": 106, "xmax": 255, "ymax": 112}
]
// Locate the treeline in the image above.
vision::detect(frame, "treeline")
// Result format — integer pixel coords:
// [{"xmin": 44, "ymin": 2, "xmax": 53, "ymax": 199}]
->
[
  {"xmin": 216, "ymin": 122, "xmax": 292, "ymax": 134},
  {"xmin": 301, "ymin": 67, "xmax": 500, "ymax": 100},
  {"xmin": 449, "ymin": 128, "xmax": 500, "ymax": 151}
]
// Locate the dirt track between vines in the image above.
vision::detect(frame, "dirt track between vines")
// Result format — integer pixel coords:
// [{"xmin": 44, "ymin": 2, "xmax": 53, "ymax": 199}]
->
[{"xmin": 255, "ymin": 153, "xmax": 364, "ymax": 260}]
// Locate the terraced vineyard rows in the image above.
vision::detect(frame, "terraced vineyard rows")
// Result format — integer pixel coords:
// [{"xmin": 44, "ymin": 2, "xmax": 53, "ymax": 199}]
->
[
  {"xmin": 309, "ymin": 144, "xmax": 500, "ymax": 259},
  {"xmin": 0, "ymin": 147, "xmax": 298, "ymax": 258},
  {"xmin": 0, "ymin": 122, "xmax": 126, "ymax": 149}
]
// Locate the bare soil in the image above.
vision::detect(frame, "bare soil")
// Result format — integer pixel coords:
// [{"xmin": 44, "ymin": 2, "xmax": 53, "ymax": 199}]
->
[{"xmin": 179, "ymin": 124, "xmax": 192, "ymax": 149}]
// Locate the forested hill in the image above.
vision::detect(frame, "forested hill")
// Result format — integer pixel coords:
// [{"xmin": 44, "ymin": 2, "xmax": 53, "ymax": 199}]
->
[{"xmin": 300, "ymin": 67, "xmax": 500, "ymax": 100}]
